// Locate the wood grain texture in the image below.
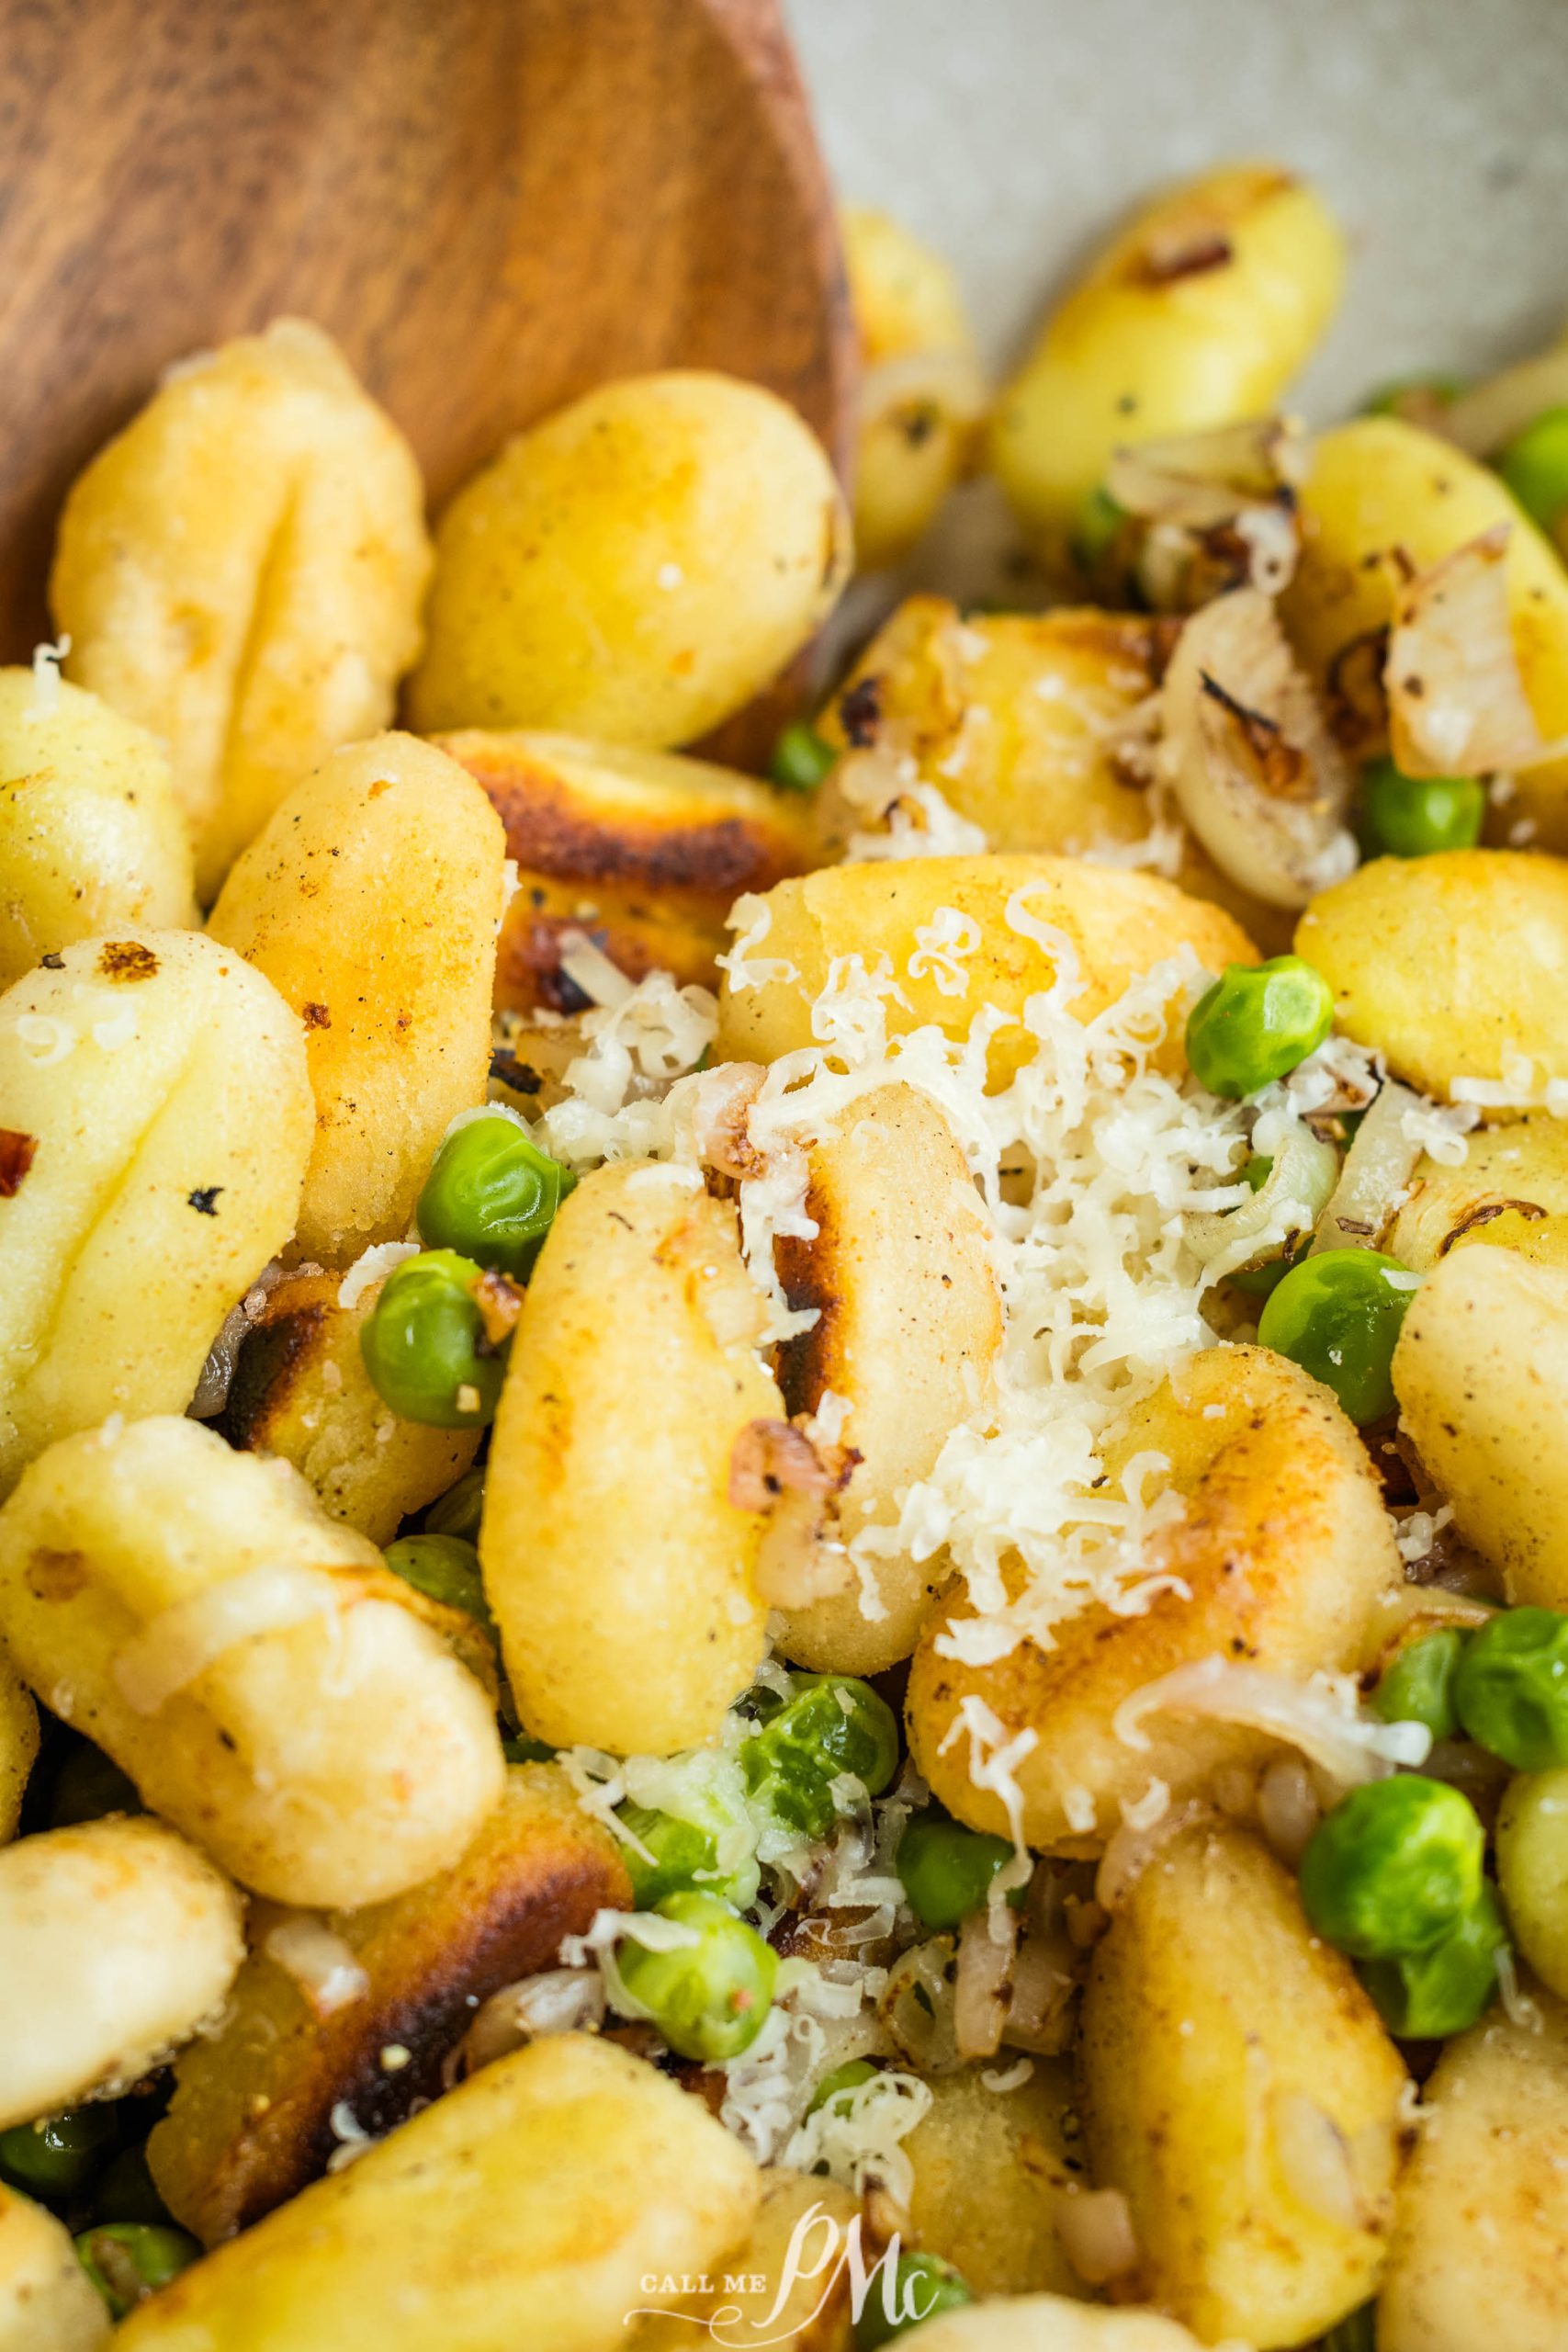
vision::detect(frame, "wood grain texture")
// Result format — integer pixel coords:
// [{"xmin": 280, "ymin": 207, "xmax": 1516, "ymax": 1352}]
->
[{"xmin": 0, "ymin": 0, "xmax": 856, "ymax": 708}]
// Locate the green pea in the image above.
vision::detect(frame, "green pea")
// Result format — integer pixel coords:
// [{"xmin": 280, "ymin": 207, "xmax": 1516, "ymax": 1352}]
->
[
  {"xmin": 1360, "ymin": 373, "xmax": 1467, "ymax": 421},
  {"xmin": 1299, "ymin": 1775, "xmax": 1484, "ymax": 1960},
  {"xmin": 1069, "ymin": 484, "xmax": 1125, "ymax": 573},
  {"xmin": 1454, "ymin": 1607, "xmax": 1568, "ymax": 1770},
  {"xmin": 1319, "ymin": 2304, "xmax": 1377, "ymax": 2352},
  {"xmin": 0, "ymin": 2108, "xmax": 118, "ymax": 2198},
  {"xmin": 739, "ymin": 1674, "xmax": 900, "ymax": 1842},
  {"xmin": 1359, "ymin": 756, "xmax": 1485, "ymax": 858},
  {"xmin": 1373, "ymin": 1628, "xmax": 1469, "ymax": 1743},
  {"xmin": 416, "ymin": 1114, "xmax": 574, "ymax": 1281},
  {"xmin": 1498, "ymin": 404, "xmax": 1568, "ymax": 535},
  {"xmin": 769, "ymin": 721, "xmax": 839, "ymax": 794},
  {"xmin": 1257, "ymin": 1249, "xmax": 1417, "ymax": 1426},
  {"xmin": 854, "ymin": 2252, "xmax": 974, "ymax": 2350},
  {"xmin": 50, "ymin": 1743, "xmax": 141, "ymax": 1829},
  {"xmin": 618, "ymin": 1801, "xmax": 761, "ymax": 1912},
  {"xmin": 897, "ymin": 1815, "xmax": 1014, "ymax": 1930},
  {"xmin": 1185, "ymin": 956, "xmax": 1335, "ymax": 1101},
  {"xmin": 75, "ymin": 2222, "xmax": 199, "ymax": 2320},
  {"xmin": 423, "ymin": 1464, "xmax": 485, "ymax": 1543},
  {"xmin": 807, "ymin": 2058, "xmax": 880, "ymax": 2120},
  {"xmin": 92, "ymin": 2144, "xmax": 173, "ymax": 2227},
  {"xmin": 615, "ymin": 1891, "xmax": 777, "ymax": 2064},
  {"xmin": 1359, "ymin": 1882, "xmax": 1506, "ymax": 2040},
  {"xmin": 383, "ymin": 1533, "xmax": 492, "ymax": 1627},
  {"xmin": 359, "ymin": 1250, "xmax": 502, "ymax": 1429}
]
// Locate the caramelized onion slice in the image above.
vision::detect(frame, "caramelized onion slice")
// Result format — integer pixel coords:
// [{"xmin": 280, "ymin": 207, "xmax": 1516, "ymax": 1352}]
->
[
  {"xmin": 1160, "ymin": 587, "xmax": 1355, "ymax": 908},
  {"xmin": 1386, "ymin": 526, "xmax": 1555, "ymax": 776},
  {"xmin": 1107, "ymin": 416, "xmax": 1306, "ymax": 531},
  {"xmin": 1309, "ymin": 1077, "xmax": 1421, "ymax": 1254}
]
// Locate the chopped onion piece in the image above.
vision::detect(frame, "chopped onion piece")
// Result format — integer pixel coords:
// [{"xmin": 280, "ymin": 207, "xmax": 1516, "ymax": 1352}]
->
[
  {"xmin": 1186, "ymin": 1123, "xmax": 1338, "ymax": 1276},
  {"xmin": 1094, "ymin": 1801, "xmax": 1213, "ymax": 1915},
  {"xmin": 1387, "ymin": 527, "xmax": 1556, "ymax": 777},
  {"xmin": 1271, "ymin": 2090, "xmax": 1366, "ymax": 2229},
  {"xmin": 878, "ymin": 1937, "xmax": 961, "ymax": 2075},
  {"xmin": 457, "ymin": 1969, "xmax": 606, "ymax": 2077},
  {"xmin": 1112, "ymin": 1655, "xmax": 1430, "ymax": 1790},
  {"xmin": 953, "ymin": 1903, "xmax": 1016, "ymax": 2062},
  {"xmin": 1444, "ymin": 349, "xmax": 1568, "ymax": 458},
  {"xmin": 863, "ymin": 346, "xmax": 989, "ymax": 432},
  {"xmin": 1159, "ymin": 588, "xmax": 1355, "ymax": 908},
  {"xmin": 1055, "ymin": 2187, "xmax": 1141, "ymax": 2286},
  {"xmin": 264, "ymin": 1916, "xmax": 369, "ymax": 2018},
  {"xmin": 1310, "ymin": 1078, "xmax": 1421, "ymax": 1254},
  {"xmin": 113, "ymin": 1563, "xmax": 349, "ymax": 1716},
  {"xmin": 1107, "ymin": 416, "xmax": 1305, "ymax": 531}
]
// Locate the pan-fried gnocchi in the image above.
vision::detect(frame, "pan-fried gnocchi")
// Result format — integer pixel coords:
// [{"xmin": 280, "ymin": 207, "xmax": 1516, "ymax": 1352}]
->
[
  {"xmin": 51, "ymin": 321, "xmax": 431, "ymax": 903},
  {"xmin": 148, "ymin": 1764, "xmax": 631, "ymax": 2243},
  {"xmin": 0, "ymin": 928, "xmax": 312, "ymax": 1495},
  {"xmin": 6, "ymin": 157, "xmax": 1568, "ymax": 2348},
  {"xmin": 1079, "ymin": 1817, "xmax": 1405, "ymax": 2346},
  {"xmin": 0, "ymin": 1816, "xmax": 243, "ymax": 2129},
  {"xmin": 0, "ymin": 2188, "xmax": 109, "ymax": 2350},
  {"xmin": 433, "ymin": 729, "xmax": 815, "ymax": 1012},
  {"xmin": 208, "ymin": 732, "xmax": 506, "ymax": 1262},
  {"xmin": 715, "ymin": 854, "xmax": 1257, "ymax": 1080},
  {"xmin": 481, "ymin": 1162, "xmax": 781, "ymax": 1755},
  {"xmin": 1295, "ymin": 848, "xmax": 1568, "ymax": 1100},
  {"xmin": 908, "ymin": 1347, "xmax": 1403, "ymax": 1848},
  {"xmin": 119, "ymin": 2034, "xmax": 759, "ymax": 2351},
  {"xmin": 219, "ymin": 1269, "xmax": 481, "ymax": 1547},
  {"xmin": 0, "ymin": 669, "xmax": 193, "ymax": 987},
  {"xmin": 408, "ymin": 372, "xmax": 852, "ymax": 748},
  {"xmin": 990, "ymin": 164, "xmax": 1344, "ymax": 569},
  {"xmin": 0, "ymin": 1417, "xmax": 503, "ymax": 1907},
  {"xmin": 841, "ymin": 209, "xmax": 987, "ymax": 570},
  {"xmin": 769, "ymin": 1083, "xmax": 1003, "ymax": 1674}
]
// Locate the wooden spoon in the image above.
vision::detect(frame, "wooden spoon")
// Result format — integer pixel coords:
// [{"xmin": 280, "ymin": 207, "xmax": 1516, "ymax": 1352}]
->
[{"xmin": 0, "ymin": 0, "xmax": 856, "ymax": 752}]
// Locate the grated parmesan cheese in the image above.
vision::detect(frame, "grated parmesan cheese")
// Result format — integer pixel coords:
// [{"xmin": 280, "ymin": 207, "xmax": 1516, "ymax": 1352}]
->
[{"xmin": 337, "ymin": 1240, "xmax": 419, "ymax": 1311}]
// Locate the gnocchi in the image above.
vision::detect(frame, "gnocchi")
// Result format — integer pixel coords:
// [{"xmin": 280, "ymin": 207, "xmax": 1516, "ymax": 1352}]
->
[
  {"xmin": 208, "ymin": 732, "xmax": 506, "ymax": 1263},
  {"xmin": 715, "ymin": 854, "xmax": 1257, "ymax": 1081},
  {"xmin": 0, "ymin": 1816, "xmax": 243, "ymax": 2129},
  {"xmin": 117, "ymin": 2035, "xmax": 759, "ymax": 2352},
  {"xmin": 1295, "ymin": 848, "xmax": 1568, "ymax": 1101},
  {"xmin": 1079, "ymin": 1815, "xmax": 1405, "ymax": 2346},
  {"xmin": 481, "ymin": 1161, "xmax": 781, "ymax": 1755},
  {"xmin": 990, "ymin": 164, "xmax": 1344, "ymax": 570},
  {"xmin": 908, "ymin": 1347, "xmax": 1403, "ymax": 1849},
  {"xmin": 0, "ymin": 669, "xmax": 193, "ymax": 988},
  {"xmin": 0, "ymin": 1416, "xmax": 503, "ymax": 1907},
  {"xmin": 0, "ymin": 929, "xmax": 312, "ymax": 1495},
  {"xmin": 434, "ymin": 728, "xmax": 815, "ymax": 1012},
  {"xmin": 51, "ymin": 321, "xmax": 431, "ymax": 903},
  {"xmin": 409, "ymin": 372, "xmax": 852, "ymax": 749}
]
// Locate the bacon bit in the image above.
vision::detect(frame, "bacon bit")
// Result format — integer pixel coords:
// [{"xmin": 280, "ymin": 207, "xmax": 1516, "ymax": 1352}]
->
[
  {"xmin": 728, "ymin": 1418, "xmax": 835, "ymax": 1511},
  {"xmin": 96, "ymin": 941, "xmax": 159, "ymax": 983},
  {"xmin": 301, "ymin": 1001, "xmax": 332, "ymax": 1031},
  {"xmin": 471, "ymin": 1267, "xmax": 525, "ymax": 1347},
  {"xmin": 0, "ymin": 1129, "xmax": 37, "ymax": 1197}
]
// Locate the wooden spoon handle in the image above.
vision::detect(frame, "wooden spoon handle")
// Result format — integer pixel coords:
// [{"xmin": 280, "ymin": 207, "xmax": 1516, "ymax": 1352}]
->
[{"xmin": 0, "ymin": 0, "xmax": 854, "ymax": 658}]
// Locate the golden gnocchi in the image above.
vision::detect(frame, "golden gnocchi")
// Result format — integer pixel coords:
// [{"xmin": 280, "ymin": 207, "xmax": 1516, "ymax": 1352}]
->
[{"xmin": 51, "ymin": 322, "xmax": 430, "ymax": 903}]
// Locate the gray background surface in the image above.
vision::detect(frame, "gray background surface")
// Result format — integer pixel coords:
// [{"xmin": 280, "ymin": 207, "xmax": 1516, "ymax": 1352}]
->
[{"xmin": 787, "ymin": 0, "xmax": 1568, "ymax": 415}]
